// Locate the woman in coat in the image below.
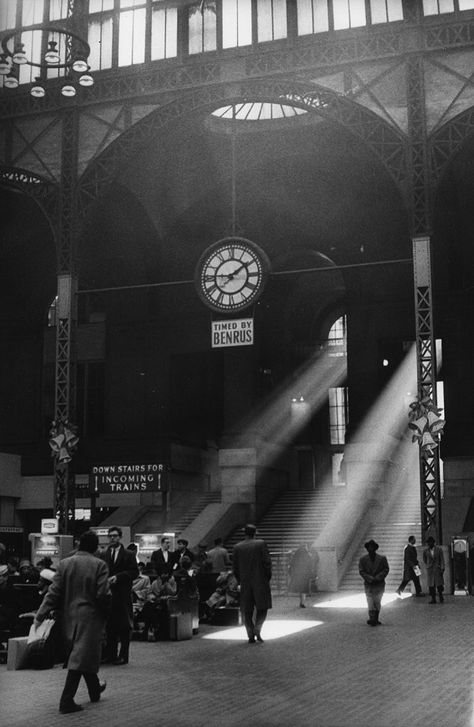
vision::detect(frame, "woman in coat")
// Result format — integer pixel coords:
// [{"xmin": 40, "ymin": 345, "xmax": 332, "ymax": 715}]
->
[
  {"xmin": 289, "ymin": 544, "xmax": 315, "ymax": 608},
  {"xmin": 34, "ymin": 530, "xmax": 111, "ymax": 714},
  {"xmin": 423, "ymin": 536, "xmax": 445, "ymax": 603}
]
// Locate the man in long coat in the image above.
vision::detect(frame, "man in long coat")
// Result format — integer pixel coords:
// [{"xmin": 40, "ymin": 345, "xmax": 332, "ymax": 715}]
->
[
  {"xmin": 101, "ymin": 525, "xmax": 138, "ymax": 664},
  {"xmin": 34, "ymin": 530, "xmax": 111, "ymax": 714},
  {"xmin": 359, "ymin": 539, "xmax": 390, "ymax": 626},
  {"xmin": 233, "ymin": 524, "xmax": 272, "ymax": 643},
  {"xmin": 423, "ymin": 536, "xmax": 445, "ymax": 603}
]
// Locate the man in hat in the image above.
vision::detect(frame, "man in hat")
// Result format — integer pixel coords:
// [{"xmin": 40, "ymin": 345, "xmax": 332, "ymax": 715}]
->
[
  {"xmin": 233, "ymin": 524, "xmax": 272, "ymax": 643},
  {"xmin": 423, "ymin": 536, "xmax": 445, "ymax": 603},
  {"xmin": 359, "ymin": 539, "xmax": 389, "ymax": 626}
]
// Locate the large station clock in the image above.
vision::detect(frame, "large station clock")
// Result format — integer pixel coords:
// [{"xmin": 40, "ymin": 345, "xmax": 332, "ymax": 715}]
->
[{"xmin": 194, "ymin": 237, "xmax": 270, "ymax": 313}]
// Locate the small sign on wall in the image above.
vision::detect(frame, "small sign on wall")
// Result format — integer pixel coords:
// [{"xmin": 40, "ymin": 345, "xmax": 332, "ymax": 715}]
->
[
  {"xmin": 90, "ymin": 463, "xmax": 166, "ymax": 494},
  {"xmin": 41, "ymin": 518, "xmax": 59, "ymax": 534},
  {"xmin": 211, "ymin": 318, "xmax": 254, "ymax": 348}
]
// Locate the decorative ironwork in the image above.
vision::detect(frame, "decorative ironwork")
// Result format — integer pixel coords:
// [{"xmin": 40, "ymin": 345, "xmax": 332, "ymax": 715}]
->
[
  {"xmin": 431, "ymin": 107, "xmax": 474, "ymax": 186},
  {"xmin": 406, "ymin": 55, "xmax": 432, "ymax": 235},
  {"xmin": 0, "ymin": 165, "xmax": 59, "ymax": 232}
]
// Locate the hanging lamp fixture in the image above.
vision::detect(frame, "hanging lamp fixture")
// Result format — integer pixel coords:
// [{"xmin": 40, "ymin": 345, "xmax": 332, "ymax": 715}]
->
[{"xmin": 1, "ymin": 25, "xmax": 94, "ymax": 98}]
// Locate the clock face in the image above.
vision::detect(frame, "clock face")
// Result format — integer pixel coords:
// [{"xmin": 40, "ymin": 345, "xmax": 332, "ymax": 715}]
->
[{"xmin": 195, "ymin": 237, "xmax": 270, "ymax": 313}]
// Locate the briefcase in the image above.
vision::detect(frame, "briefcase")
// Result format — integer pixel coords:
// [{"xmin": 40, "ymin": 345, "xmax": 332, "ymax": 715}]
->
[{"xmin": 169, "ymin": 613, "xmax": 192, "ymax": 641}]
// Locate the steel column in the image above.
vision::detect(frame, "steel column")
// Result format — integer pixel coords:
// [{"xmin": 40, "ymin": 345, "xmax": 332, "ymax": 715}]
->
[
  {"xmin": 407, "ymin": 52, "xmax": 442, "ymax": 544},
  {"xmin": 54, "ymin": 105, "xmax": 79, "ymax": 535},
  {"xmin": 412, "ymin": 237, "xmax": 442, "ymax": 543}
]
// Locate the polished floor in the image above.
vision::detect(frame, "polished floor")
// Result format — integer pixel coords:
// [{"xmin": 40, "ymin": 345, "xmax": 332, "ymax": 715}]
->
[{"xmin": 1, "ymin": 590, "xmax": 473, "ymax": 727}]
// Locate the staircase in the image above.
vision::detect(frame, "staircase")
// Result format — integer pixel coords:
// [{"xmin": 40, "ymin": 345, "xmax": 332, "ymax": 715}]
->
[
  {"xmin": 225, "ymin": 487, "xmax": 347, "ymax": 593},
  {"xmin": 338, "ymin": 485, "xmax": 422, "ymax": 591},
  {"xmin": 164, "ymin": 492, "xmax": 221, "ymax": 536}
]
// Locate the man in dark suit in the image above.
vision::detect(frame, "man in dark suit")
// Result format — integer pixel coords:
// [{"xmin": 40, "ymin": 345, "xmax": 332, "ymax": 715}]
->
[
  {"xmin": 173, "ymin": 538, "xmax": 194, "ymax": 569},
  {"xmin": 232, "ymin": 524, "xmax": 272, "ymax": 644},
  {"xmin": 396, "ymin": 535, "xmax": 424, "ymax": 597},
  {"xmin": 101, "ymin": 526, "xmax": 138, "ymax": 665},
  {"xmin": 150, "ymin": 536, "xmax": 176, "ymax": 577},
  {"xmin": 359, "ymin": 539, "xmax": 389, "ymax": 626}
]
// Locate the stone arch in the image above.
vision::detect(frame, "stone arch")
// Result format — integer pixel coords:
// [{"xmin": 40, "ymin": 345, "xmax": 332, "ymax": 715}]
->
[{"xmin": 77, "ymin": 78, "xmax": 409, "ymax": 225}]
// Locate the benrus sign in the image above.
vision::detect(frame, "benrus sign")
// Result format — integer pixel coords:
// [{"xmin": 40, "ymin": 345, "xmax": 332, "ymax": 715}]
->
[
  {"xmin": 211, "ymin": 318, "xmax": 253, "ymax": 348},
  {"xmin": 90, "ymin": 463, "xmax": 167, "ymax": 494}
]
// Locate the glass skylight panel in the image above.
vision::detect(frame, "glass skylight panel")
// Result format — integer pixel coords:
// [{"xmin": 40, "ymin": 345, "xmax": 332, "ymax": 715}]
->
[
  {"xmin": 211, "ymin": 102, "xmax": 309, "ymax": 120},
  {"xmin": 118, "ymin": 8, "xmax": 146, "ymax": 66},
  {"xmin": 49, "ymin": 0, "xmax": 69, "ymax": 20},
  {"xmin": 0, "ymin": 0, "xmax": 17, "ymax": 30},
  {"xmin": 22, "ymin": 0, "xmax": 44, "ymax": 25}
]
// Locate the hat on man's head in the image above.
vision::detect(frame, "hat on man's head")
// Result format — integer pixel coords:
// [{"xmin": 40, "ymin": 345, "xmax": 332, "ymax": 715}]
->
[
  {"xmin": 39, "ymin": 569, "xmax": 56, "ymax": 582},
  {"xmin": 19, "ymin": 559, "xmax": 31, "ymax": 569},
  {"xmin": 364, "ymin": 539, "xmax": 379, "ymax": 551},
  {"xmin": 0, "ymin": 564, "xmax": 8, "ymax": 576}
]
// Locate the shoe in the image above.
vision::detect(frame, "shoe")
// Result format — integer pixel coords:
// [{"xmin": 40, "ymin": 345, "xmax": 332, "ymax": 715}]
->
[
  {"xmin": 112, "ymin": 657, "xmax": 128, "ymax": 665},
  {"xmin": 248, "ymin": 637, "xmax": 256, "ymax": 643},
  {"xmin": 299, "ymin": 603, "xmax": 306, "ymax": 608},
  {"xmin": 255, "ymin": 635, "xmax": 264, "ymax": 643},
  {"xmin": 439, "ymin": 595, "xmax": 444, "ymax": 603},
  {"xmin": 101, "ymin": 656, "xmax": 114, "ymax": 664},
  {"xmin": 59, "ymin": 702, "xmax": 83, "ymax": 714},
  {"xmin": 429, "ymin": 599, "xmax": 436, "ymax": 604},
  {"xmin": 90, "ymin": 681, "xmax": 107, "ymax": 703},
  {"xmin": 396, "ymin": 588, "xmax": 402, "ymax": 596}
]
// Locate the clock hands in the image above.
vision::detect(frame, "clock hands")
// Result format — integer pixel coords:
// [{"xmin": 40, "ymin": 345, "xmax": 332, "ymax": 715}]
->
[{"xmin": 218, "ymin": 261, "xmax": 251, "ymax": 287}]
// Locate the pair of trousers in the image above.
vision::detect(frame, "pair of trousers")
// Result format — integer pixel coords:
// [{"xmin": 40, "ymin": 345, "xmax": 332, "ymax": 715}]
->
[
  {"xmin": 365, "ymin": 585, "xmax": 384, "ymax": 613},
  {"xmin": 60, "ymin": 669, "xmax": 101, "ymax": 707},
  {"xmin": 242, "ymin": 608, "xmax": 267, "ymax": 639},
  {"xmin": 104, "ymin": 625, "xmax": 130, "ymax": 660},
  {"xmin": 398, "ymin": 574, "xmax": 422, "ymax": 594}
]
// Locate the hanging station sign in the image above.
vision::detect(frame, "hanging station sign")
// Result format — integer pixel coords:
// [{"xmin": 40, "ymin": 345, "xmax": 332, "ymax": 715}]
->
[
  {"xmin": 211, "ymin": 318, "xmax": 254, "ymax": 348},
  {"xmin": 90, "ymin": 463, "xmax": 167, "ymax": 494}
]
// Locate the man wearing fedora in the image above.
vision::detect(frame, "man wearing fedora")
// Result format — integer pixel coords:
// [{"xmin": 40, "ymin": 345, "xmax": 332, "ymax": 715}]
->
[{"xmin": 359, "ymin": 539, "xmax": 390, "ymax": 626}]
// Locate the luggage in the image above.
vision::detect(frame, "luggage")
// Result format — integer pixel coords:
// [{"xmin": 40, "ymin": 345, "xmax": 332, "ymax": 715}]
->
[
  {"xmin": 212, "ymin": 607, "xmax": 241, "ymax": 626},
  {"xmin": 169, "ymin": 612, "xmax": 192, "ymax": 641},
  {"xmin": 7, "ymin": 637, "xmax": 29, "ymax": 671}
]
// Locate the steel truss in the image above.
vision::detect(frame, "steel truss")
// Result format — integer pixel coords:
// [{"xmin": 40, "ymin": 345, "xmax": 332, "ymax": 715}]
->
[{"xmin": 76, "ymin": 78, "xmax": 408, "ymax": 224}]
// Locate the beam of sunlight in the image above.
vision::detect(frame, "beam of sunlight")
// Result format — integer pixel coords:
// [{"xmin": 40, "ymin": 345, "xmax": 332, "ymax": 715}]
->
[
  {"xmin": 202, "ymin": 619, "xmax": 323, "ymax": 640},
  {"xmin": 314, "ymin": 592, "xmax": 411, "ymax": 609},
  {"xmin": 226, "ymin": 348, "xmax": 347, "ymax": 466},
  {"xmin": 314, "ymin": 344, "xmax": 418, "ymax": 553}
]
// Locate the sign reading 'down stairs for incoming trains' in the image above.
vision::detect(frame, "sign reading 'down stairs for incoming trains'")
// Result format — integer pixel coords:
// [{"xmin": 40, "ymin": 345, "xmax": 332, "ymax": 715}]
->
[
  {"xmin": 211, "ymin": 318, "xmax": 253, "ymax": 348},
  {"xmin": 90, "ymin": 463, "xmax": 167, "ymax": 494}
]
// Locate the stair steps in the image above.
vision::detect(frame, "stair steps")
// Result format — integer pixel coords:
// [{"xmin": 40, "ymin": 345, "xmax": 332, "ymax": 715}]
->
[{"xmin": 338, "ymin": 489, "xmax": 422, "ymax": 591}]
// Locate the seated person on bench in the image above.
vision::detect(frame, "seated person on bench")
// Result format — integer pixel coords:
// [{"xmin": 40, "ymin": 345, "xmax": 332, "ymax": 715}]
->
[
  {"xmin": 139, "ymin": 573, "xmax": 176, "ymax": 638},
  {"xmin": 202, "ymin": 569, "xmax": 239, "ymax": 620},
  {"xmin": 172, "ymin": 556, "xmax": 199, "ymax": 599}
]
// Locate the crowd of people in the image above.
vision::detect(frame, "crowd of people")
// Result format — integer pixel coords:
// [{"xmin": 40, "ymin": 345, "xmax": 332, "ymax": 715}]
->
[
  {"xmin": 1, "ymin": 523, "xmax": 451, "ymax": 715},
  {"xmin": 359, "ymin": 534, "xmax": 446, "ymax": 626}
]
